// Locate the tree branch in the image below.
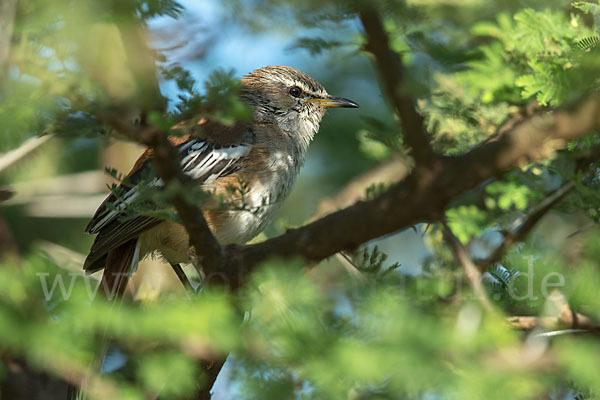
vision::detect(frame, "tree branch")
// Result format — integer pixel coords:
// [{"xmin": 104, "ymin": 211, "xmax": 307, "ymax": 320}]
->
[
  {"xmin": 358, "ymin": 6, "xmax": 435, "ymax": 167},
  {"xmin": 508, "ymin": 315, "xmax": 600, "ymax": 333},
  {"xmin": 98, "ymin": 92, "xmax": 600, "ymax": 296},
  {"xmin": 100, "ymin": 116, "xmax": 224, "ymax": 278},
  {"xmin": 508, "ymin": 290, "xmax": 600, "ymax": 334},
  {"xmin": 441, "ymin": 220, "xmax": 495, "ymax": 312},
  {"xmin": 94, "ymin": 10, "xmax": 600, "ymax": 393},
  {"xmin": 0, "ymin": 135, "xmax": 53, "ymax": 174},
  {"xmin": 111, "ymin": 6, "xmax": 167, "ymax": 114},
  {"xmin": 99, "ymin": 116, "xmax": 225, "ymax": 400},
  {"xmin": 478, "ymin": 181, "xmax": 575, "ymax": 272},
  {"xmin": 478, "ymin": 144, "xmax": 600, "ymax": 272},
  {"xmin": 314, "ymin": 154, "xmax": 411, "ymax": 219},
  {"xmin": 225, "ymin": 93, "xmax": 600, "ymax": 286}
]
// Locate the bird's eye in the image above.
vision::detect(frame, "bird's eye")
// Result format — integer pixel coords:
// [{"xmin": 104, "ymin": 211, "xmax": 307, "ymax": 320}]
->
[{"xmin": 289, "ymin": 86, "xmax": 303, "ymax": 97}]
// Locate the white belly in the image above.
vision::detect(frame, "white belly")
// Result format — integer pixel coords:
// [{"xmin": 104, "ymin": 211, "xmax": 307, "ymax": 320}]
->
[
  {"xmin": 212, "ymin": 167, "xmax": 297, "ymax": 244},
  {"xmin": 140, "ymin": 150, "xmax": 301, "ymax": 264}
]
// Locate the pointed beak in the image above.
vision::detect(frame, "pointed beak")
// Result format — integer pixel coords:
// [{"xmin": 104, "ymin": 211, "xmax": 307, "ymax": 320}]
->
[{"xmin": 308, "ymin": 96, "xmax": 360, "ymax": 109}]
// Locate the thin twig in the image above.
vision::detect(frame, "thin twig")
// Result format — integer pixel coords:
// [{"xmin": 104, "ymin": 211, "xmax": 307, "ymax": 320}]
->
[
  {"xmin": 335, "ymin": 252, "xmax": 369, "ymax": 284},
  {"xmin": 479, "ymin": 145, "xmax": 600, "ymax": 271},
  {"xmin": 566, "ymin": 221, "xmax": 596, "ymax": 239},
  {"xmin": 508, "ymin": 316, "xmax": 600, "ymax": 332},
  {"xmin": 0, "ymin": 135, "xmax": 53, "ymax": 175},
  {"xmin": 478, "ymin": 181, "xmax": 575, "ymax": 272},
  {"xmin": 170, "ymin": 263, "xmax": 196, "ymax": 294},
  {"xmin": 508, "ymin": 290, "xmax": 600, "ymax": 333},
  {"xmin": 441, "ymin": 220, "xmax": 495, "ymax": 312}
]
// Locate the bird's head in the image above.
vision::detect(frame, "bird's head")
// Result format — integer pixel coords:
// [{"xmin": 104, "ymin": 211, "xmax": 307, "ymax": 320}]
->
[{"xmin": 240, "ymin": 65, "xmax": 358, "ymax": 147}]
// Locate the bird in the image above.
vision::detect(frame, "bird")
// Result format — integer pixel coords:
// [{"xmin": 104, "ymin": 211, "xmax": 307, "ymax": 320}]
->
[{"xmin": 83, "ymin": 65, "xmax": 359, "ymax": 296}]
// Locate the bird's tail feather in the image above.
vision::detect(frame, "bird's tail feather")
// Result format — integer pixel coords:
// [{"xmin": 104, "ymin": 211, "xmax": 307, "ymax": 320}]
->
[
  {"xmin": 101, "ymin": 238, "xmax": 140, "ymax": 300},
  {"xmin": 68, "ymin": 239, "xmax": 140, "ymax": 400}
]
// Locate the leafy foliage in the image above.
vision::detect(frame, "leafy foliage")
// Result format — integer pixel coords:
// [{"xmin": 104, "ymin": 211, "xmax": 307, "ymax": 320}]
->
[
  {"xmin": 289, "ymin": 37, "xmax": 344, "ymax": 55},
  {"xmin": 458, "ymin": 8, "xmax": 596, "ymax": 106},
  {"xmin": 446, "ymin": 205, "xmax": 488, "ymax": 244},
  {"xmin": 4, "ymin": 0, "xmax": 600, "ymax": 399},
  {"xmin": 0, "ymin": 254, "xmax": 238, "ymax": 399}
]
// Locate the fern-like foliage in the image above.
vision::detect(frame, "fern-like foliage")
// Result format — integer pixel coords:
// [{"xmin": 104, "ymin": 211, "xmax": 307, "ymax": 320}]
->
[
  {"xmin": 575, "ymin": 35, "xmax": 600, "ymax": 51},
  {"xmin": 457, "ymin": 8, "xmax": 597, "ymax": 106},
  {"xmin": 485, "ymin": 264, "xmax": 521, "ymax": 304},
  {"xmin": 353, "ymin": 246, "xmax": 401, "ymax": 279}
]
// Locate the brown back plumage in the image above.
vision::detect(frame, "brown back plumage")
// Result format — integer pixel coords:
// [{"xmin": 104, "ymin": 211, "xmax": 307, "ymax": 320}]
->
[{"xmin": 83, "ymin": 121, "xmax": 251, "ymax": 273}]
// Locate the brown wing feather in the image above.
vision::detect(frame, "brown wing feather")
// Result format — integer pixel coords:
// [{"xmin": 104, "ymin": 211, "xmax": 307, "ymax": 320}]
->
[
  {"xmin": 84, "ymin": 216, "xmax": 161, "ymax": 272},
  {"xmin": 84, "ymin": 120, "xmax": 253, "ymax": 273},
  {"xmin": 85, "ymin": 134, "xmax": 193, "ymax": 234}
]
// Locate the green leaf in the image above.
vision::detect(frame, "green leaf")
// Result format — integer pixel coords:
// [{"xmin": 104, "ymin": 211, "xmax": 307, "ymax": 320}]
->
[{"xmin": 446, "ymin": 205, "xmax": 488, "ymax": 243}]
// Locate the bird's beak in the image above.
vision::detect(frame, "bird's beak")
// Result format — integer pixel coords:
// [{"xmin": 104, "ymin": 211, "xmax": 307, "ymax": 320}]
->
[{"xmin": 308, "ymin": 96, "xmax": 359, "ymax": 109}]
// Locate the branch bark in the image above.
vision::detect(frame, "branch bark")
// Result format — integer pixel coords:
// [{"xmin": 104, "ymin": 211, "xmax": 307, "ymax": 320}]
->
[
  {"xmin": 226, "ymin": 93, "xmax": 600, "ymax": 286},
  {"xmin": 508, "ymin": 290, "xmax": 600, "ymax": 334},
  {"xmin": 358, "ymin": 6, "xmax": 435, "ymax": 167},
  {"xmin": 100, "ymin": 116, "xmax": 224, "ymax": 277},
  {"xmin": 99, "ymin": 117, "xmax": 225, "ymax": 400},
  {"xmin": 478, "ymin": 181, "xmax": 575, "ymax": 272},
  {"xmin": 314, "ymin": 154, "xmax": 410, "ymax": 219},
  {"xmin": 95, "ymin": 7, "xmax": 600, "ymax": 395},
  {"xmin": 0, "ymin": 135, "xmax": 53, "ymax": 174},
  {"xmin": 441, "ymin": 221, "xmax": 495, "ymax": 312}
]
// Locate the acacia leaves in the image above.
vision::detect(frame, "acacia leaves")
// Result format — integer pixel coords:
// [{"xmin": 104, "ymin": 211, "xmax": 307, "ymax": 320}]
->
[{"xmin": 460, "ymin": 8, "xmax": 596, "ymax": 106}]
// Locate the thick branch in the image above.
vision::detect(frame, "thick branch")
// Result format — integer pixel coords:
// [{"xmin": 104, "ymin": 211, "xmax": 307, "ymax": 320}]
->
[
  {"xmin": 314, "ymin": 154, "xmax": 410, "ymax": 219},
  {"xmin": 359, "ymin": 7, "xmax": 435, "ymax": 167},
  {"xmin": 226, "ymin": 93, "xmax": 600, "ymax": 285},
  {"xmin": 99, "ymin": 68, "xmax": 600, "ymax": 399}
]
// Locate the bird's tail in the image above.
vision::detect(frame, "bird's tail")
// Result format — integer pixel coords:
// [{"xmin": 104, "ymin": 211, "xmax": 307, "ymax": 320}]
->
[
  {"xmin": 68, "ymin": 239, "xmax": 140, "ymax": 400},
  {"xmin": 101, "ymin": 238, "xmax": 141, "ymax": 300}
]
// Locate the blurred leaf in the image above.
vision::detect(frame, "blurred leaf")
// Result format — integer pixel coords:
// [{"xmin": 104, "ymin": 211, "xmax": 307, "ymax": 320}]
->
[{"xmin": 446, "ymin": 205, "xmax": 488, "ymax": 243}]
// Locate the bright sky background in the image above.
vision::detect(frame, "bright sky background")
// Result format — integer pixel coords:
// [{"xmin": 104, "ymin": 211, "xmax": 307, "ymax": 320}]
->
[{"xmin": 150, "ymin": 0, "xmax": 360, "ymax": 104}]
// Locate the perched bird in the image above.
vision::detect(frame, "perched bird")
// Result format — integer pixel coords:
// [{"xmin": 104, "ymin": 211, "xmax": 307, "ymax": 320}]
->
[{"xmin": 83, "ymin": 65, "xmax": 359, "ymax": 295}]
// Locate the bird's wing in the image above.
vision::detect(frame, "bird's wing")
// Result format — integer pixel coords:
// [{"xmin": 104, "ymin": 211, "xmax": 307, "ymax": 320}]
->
[{"xmin": 84, "ymin": 130, "xmax": 253, "ymax": 272}]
